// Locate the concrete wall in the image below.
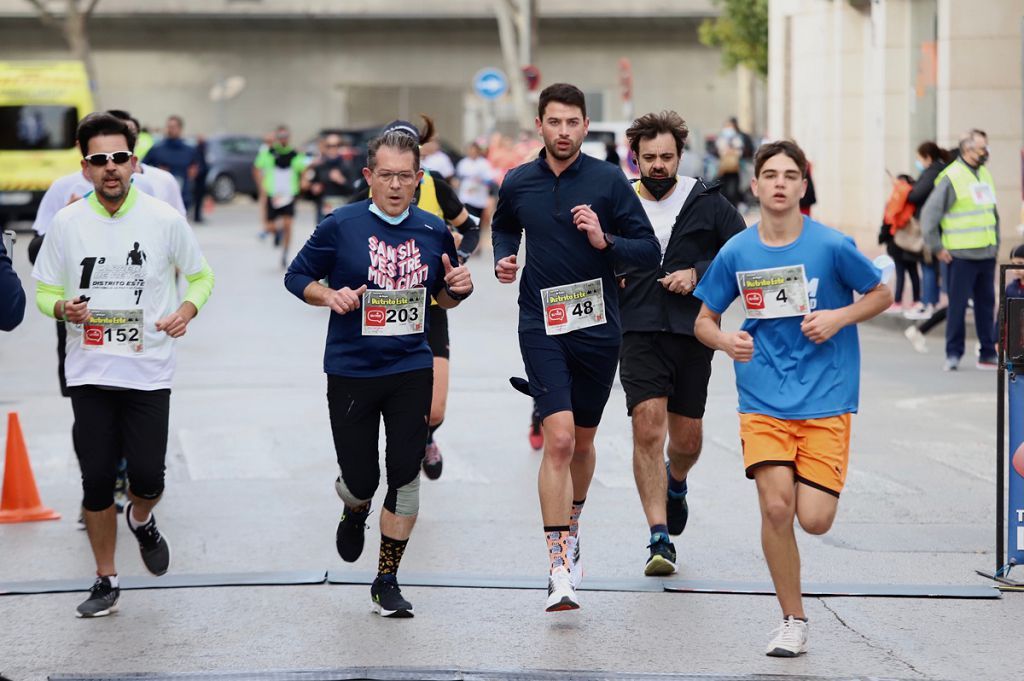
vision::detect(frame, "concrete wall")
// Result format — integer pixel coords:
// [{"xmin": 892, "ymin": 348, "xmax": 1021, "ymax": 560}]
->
[
  {"xmin": 0, "ymin": 17, "xmax": 740, "ymax": 151},
  {"xmin": 769, "ymin": 0, "xmax": 1022, "ymax": 253}
]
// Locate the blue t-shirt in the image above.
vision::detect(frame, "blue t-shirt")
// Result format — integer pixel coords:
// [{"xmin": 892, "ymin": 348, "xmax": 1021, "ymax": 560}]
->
[
  {"xmin": 693, "ymin": 218, "xmax": 882, "ymax": 419},
  {"xmin": 285, "ymin": 200, "xmax": 458, "ymax": 378},
  {"xmin": 143, "ymin": 138, "xmax": 198, "ymax": 185}
]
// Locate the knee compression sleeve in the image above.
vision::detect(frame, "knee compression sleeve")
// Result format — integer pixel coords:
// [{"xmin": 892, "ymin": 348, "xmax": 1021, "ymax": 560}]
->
[
  {"xmin": 384, "ymin": 474, "xmax": 420, "ymax": 516},
  {"xmin": 335, "ymin": 474, "xmax": 373, "ymax": 508}
]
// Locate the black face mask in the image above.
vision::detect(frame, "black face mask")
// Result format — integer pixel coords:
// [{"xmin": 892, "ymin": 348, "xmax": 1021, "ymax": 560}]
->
[
  {"xmin": 640, "ymin": 175, "xmax": 677, "ymax": 201},
  {"xmin": 976, "ymin": 152, "xmax": 989, "ymax": 166}
]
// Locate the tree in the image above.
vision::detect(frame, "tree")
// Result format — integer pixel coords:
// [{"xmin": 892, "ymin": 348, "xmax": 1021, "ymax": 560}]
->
[
  {"xmin": 698, "ymin": 0, "xmax": 768, "ymax": 77},
  {"xmin": 24, "ymin": 0, "xmax": 103, "ymax": 106}
]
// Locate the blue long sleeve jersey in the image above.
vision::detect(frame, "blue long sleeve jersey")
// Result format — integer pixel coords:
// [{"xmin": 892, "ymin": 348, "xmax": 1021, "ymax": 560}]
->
[
  {"xmin": 285, "ymin": 200, "xmax": 458, "ymax": 377},
  {"xmin": 491, "ymin": 150, "xmax": 660, "ymax": 343}
]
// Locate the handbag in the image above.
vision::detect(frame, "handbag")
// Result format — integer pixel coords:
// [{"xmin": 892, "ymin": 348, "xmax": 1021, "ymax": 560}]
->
[{"xmin": 893, "ymin": 216, "xmax": 924, "ymax": 254}]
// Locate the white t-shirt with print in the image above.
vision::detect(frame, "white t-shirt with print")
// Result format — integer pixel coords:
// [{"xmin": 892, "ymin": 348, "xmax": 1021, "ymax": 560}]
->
[
  {"xmin": 636, "ymin": 176, "xmax": 696, "ymax": 263},
  {"xmin": 32, "ymin": 189, "xmax": 205, "ymax": 391}
]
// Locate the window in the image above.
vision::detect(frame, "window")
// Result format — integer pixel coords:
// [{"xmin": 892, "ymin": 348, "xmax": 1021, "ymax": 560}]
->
[{"xmin": 0, "ymin": 106, "xmax": 78, "ymax": 150}]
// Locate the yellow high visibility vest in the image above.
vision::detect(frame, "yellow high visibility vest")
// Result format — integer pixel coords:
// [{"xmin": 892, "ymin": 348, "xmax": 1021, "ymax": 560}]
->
[{"xmin": 936, "ymin": 160, "xmax": 997, "ymax": 251}]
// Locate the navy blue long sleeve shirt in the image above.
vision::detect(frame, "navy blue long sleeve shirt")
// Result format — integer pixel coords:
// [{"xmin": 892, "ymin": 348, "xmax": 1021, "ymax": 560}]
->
[
  {"xmin": 0, "ymin": 240, "xmax": 25, "ymax": 332},
  {"xmin": 491, "ymin": 150, "xmax": 659, "ymax": 342},
  {"xmin": 285, "ymin": 200, "xmax": 458, "ymax": 377}
]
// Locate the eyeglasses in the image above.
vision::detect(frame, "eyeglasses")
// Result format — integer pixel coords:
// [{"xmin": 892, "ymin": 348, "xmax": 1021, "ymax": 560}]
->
[
  {"xmin": 373, "ymin": 170, "xmax": 418, "ymax": 186},
  {"xmin": 84, "ymin": 151, "xmax": 132, "ymax": 166}
]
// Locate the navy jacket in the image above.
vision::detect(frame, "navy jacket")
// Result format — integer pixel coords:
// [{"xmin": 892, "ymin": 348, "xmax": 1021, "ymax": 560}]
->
[
  {"xmin": 0, "ymin": 240, "xmax": 25, "ymax": 332},
  {"xmin": 492, "ymin": 150, "xmax": 659, "ymax": 342}
]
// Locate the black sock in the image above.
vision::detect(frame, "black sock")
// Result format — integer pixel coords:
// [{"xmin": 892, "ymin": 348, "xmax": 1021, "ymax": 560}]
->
[{"xmin": 426, "ymin": 420, "xmax": 443, "ymax": 445}]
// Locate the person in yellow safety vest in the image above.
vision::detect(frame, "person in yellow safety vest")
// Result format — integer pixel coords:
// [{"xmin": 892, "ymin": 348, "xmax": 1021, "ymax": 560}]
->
[
  {"xmin": 920, "ymin": 128, "xmax": 999, "ymax": 371},
  {"xmin": 352, "ymin": 116, "xmax": 481, "ymax": 481}
]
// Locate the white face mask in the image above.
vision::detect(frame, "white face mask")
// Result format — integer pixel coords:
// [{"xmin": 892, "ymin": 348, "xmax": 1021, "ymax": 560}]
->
[{"xmin": 369, "ymin": 202, "xmax": 409, "ymax": 225}]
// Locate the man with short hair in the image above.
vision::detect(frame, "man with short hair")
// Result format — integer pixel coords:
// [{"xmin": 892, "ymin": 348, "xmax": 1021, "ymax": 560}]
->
[
  {"xmin": 619, "ymin": 111, "xmax": 745, "ymax": 576},
  {"xmin": 143, "ymin": 114, "xmax": 199, "ymax": 210},
  {"xmin": 492, "ymin": 82, "xmax": 660, "ymax": 612},
  {"xmin": 32, "ymin": 112, "xmax": 215, "ymax": 618},
  {"xmin": 285, "ymin": 130, "xmax": 473, "ymax": 618},
  {"xmin": 694, "ymin": 140, "xmax": 891, "ymax": 656},
  {"xmin": 304, "ymin": 133, "xmax": 358, "ymax": 224},
  {"xmin": 920, "ymin": 128, "xmax": 1000, "ymax": 371},
  {"xmin": 254, "ymin": 124, "xmax": 308, "ymax": 267}
]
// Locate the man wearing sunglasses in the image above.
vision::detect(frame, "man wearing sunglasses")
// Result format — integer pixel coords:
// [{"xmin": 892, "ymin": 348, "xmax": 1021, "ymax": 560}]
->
[
  {"xmin": 28, "ymin": 109, "xmax": 188, "ymax": 522},
  {"xmin": 31, "ymin": 112, "xmax": 215, "ymax": 619},
  {"xmin": 285, "ymin": 130, "xmax": 473, "ymax": 618}
]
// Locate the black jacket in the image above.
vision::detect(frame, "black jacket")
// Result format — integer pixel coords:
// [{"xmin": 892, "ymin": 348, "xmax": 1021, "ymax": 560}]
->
[
  {"xmin": 618, "ymin": 179, "xmax": 745, "ymax": 336},
  {"xmin": 907, "ymin": 160, "xmax": 947, "ymax": 219}
]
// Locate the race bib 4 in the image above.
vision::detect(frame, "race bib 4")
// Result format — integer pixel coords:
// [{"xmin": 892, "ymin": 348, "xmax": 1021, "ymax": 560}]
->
[{"xmin": 736, "ymin": 265, "xmax": 810, "ymax": 319}]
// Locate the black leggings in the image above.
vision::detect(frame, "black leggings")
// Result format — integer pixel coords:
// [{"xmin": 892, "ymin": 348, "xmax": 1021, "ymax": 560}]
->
[
  {"xmin": 327, "ymin": 368, "xmax": 432, "ymax": 513},
  {"xmin": 68, "ymin": 386, "xmax": 171, "ymax": 512},
  {"xmin": 893, "ymin": 259, "xmax": 921, "ymax": 303}
]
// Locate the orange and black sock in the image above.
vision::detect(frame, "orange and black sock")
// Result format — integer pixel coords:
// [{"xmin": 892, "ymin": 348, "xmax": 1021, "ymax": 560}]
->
[
  {"xmin": 569, "ymin": 498, "xmax": 585, "ymax": 539},
  {"xmin": 377, "ymin": 534, "xmax": 409, "ymax": 578}
]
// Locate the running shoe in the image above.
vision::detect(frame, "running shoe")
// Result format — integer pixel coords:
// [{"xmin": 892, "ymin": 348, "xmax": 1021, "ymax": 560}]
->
[
  {"xmin": 567, "ymin": 533, "xmax": 583, "ymax": 589},
  {"xmin": 371, "ymin": 574, "xmax": 414, "ymax": 618},
  {"xmin": 904, "ymin": 326, "xmax": 928, "ymax": 353},
  {"xmin": 113, "ymin": 458, "xmax": 128, "ymax": 513},
  {"xmin": 76, "ymin": 576, "xmax": 119, "ymax": 618},
  {"xmin": 335, "ymin": 500, "xmax": 371, "ymax": 563},
  {"xmin": 125, "ymin": 503, "xmax": 171, "ymax": 576},
  {"xmin": 528, "ymin": 408, "xmax": 544, "ymax": 451},
  {"xmin": 644, "ymin": 533, "xmax": 677, "ymax": 576},
  {"xmin": 976, "ymin": 356, "xmax": 998, "ymax": 370},
  {"xmin": 943, "ymin": 356, "xmax": 960, "ymax": 372},
  {"xmin": 422, "ymin": 442, "xmax": 443, "ymax": 480},
  {"xmin": 765, "ymin": 616, "xmax": 809, "ymax": 657},
  {"xmin": 545, "ymin": 567, "xmax": 580, "ymax": 612}
]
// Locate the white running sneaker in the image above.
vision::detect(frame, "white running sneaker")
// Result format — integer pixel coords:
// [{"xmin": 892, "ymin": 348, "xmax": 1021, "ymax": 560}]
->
[
  {"xmin": 904, "ymin": 326, "xmax": 928, "ymax": 353},
  {"xmin": 765, "ymin": 616, "xmax": 809, "ymax": 657},
  {"xmin": 545, "ymin": 567, "xmax": 580, "ymax": 612},
  {"xmin": 567, "ymin": 534, "xmax": 583, "ymax": 589}
]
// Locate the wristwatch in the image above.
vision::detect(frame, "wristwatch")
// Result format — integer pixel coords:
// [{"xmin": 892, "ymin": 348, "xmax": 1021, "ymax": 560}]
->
[
  {"xmin": 602, "ymin": 232, "xmax": 616, "ymax": 250},
  {"xmin": 445, "ymin": 284, "xmax": 472, "ymax": 301}
]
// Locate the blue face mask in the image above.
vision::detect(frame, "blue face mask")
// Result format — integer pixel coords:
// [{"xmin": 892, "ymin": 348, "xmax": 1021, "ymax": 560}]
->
[
  {"xmin": 369, "ymin": 202, "xmax": 409, "ymax": 225},
  {"xmin": 914, "ymin": 159, "xmax": 925, "ymax": 173}
]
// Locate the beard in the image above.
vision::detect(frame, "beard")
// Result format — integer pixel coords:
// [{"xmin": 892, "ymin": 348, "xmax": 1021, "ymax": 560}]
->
[
  {"xmin": 545, "ymin": 137, "xmax": 580, "ymax": 161},
  {"xmin": 98, "ymin": 177, "xmax": 128, "ymax": 202}
]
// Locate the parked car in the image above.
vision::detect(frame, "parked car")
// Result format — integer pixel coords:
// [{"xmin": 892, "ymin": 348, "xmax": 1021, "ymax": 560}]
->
[{"xmin": 203, "ymin": 134, "xmax": 262, "ymax": 203}]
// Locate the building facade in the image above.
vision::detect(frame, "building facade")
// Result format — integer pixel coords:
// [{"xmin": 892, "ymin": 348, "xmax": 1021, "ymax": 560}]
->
[{"xmin": 768, "ymin": 0, "xmax": 1023, "ymax": 252}]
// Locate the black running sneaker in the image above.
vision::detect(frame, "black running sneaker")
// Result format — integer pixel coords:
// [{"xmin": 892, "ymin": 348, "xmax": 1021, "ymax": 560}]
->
[
  {"xmin": 371, "ymin": 574, "xmax": 414, "ymax": 617},
  {"xmin": 421, "ymin": 442, "xmax": 443, "ymax": 480},
  {"xmin": 644, "ymin": 533, "xmax": 678, "ymax": 576},
  {"xmin": 335, "ymin": 502, "xmax": 371, "ymax": 562},
  {"xmin": 125, "ymin": 502, "xmax": 171, "ymax": 576},
  {"xmin": 76, "ymin": 576, "xmax": 120, "ymax": 618}
]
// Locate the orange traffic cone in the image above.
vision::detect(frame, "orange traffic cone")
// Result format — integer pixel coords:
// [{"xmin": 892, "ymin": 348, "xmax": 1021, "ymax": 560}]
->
[{"xmin": 0, "ymin": 412, "xmax": 60, "ymax": 523}]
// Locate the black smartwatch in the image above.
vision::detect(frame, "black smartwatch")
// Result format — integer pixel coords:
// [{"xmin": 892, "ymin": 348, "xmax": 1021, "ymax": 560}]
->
[
  {"xmin": 602, "ymin": 232, "xmax": 616, "ymax": 250},
  {"xmin": 445, "ymin": 284, "xmax": 472, "ymax": 301}
]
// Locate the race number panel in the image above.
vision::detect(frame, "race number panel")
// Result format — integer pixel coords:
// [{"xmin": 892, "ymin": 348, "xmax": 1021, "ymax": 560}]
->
[
  {"xmin": 540, "ymin": 278, "xmax": 606, "ymax": 336},
  {"xmin": 361, "ymin": 287, "xmax": 427, "ymax": 336},
  {"xmin": 736, "ymin": 265, "xmax": 810, "ymax": 319},
  {"xmin": 970, "ymin": 182, "xmax": 996, "ymax": 206},
  {"xmin": 82, "ymin": 309, "xmax": 144, "ymax": 355}
]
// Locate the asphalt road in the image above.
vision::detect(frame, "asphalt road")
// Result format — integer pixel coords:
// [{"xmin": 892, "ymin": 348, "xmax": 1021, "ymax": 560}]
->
[{"xmin": 0, "ymin": 201, "xmax": 1018, "ymax": 681}]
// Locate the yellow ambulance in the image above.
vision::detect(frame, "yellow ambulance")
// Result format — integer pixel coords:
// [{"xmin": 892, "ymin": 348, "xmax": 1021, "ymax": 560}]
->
[{"xmin": 0, "ymin": 61, "xmax": 94, "ymax": 226}]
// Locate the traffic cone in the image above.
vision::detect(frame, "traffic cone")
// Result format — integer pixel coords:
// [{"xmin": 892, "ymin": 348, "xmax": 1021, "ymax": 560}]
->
[{"xmin": 0, "ymin": 412, "xmax": 60, "ymax": 523}]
